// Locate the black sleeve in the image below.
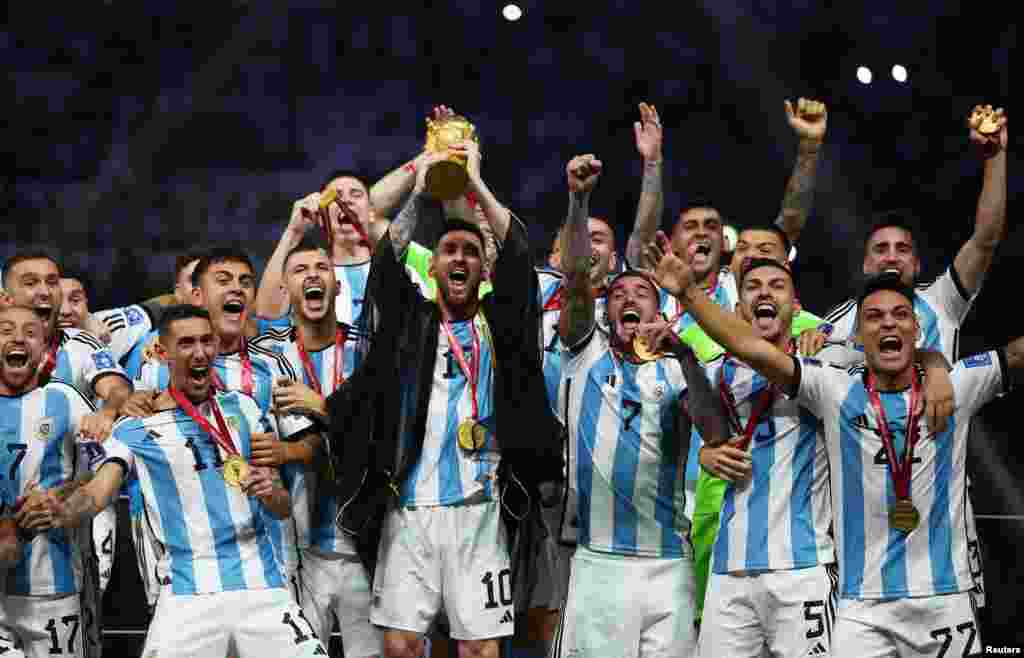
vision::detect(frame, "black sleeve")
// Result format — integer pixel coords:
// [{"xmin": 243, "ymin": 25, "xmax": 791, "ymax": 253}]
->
[
  {"xmin": 370, "ymin": 230, "xmax": 424, "ymax": 330},
  {"xmin": 489, "ymin": 213, "xmax": 533, "ymax": 322}
]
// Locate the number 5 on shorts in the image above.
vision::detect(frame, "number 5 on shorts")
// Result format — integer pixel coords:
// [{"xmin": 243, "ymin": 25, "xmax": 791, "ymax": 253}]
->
[{"xmin": 803, "ymin": 600, "xmax": 825, "ymax": 639}]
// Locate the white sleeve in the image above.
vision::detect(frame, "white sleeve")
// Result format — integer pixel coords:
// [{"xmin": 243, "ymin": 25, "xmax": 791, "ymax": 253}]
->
[
  {"xmin": 133, "ymin": 362, "xmax": 161, "ymax": 392},
  {"xmin": 264, "ymin": 359, "xmax": 314, "ymax": 441},
  {"xmin": 564, "ymin": 323, "xmax": 609, "ymax": 375},
  {"xmin": 66, "ymin": 332, "xmax": 129, "ymax": 396},
  {"xmin": 952, "ymin": 350, "xmax": 1008, "ymax": 418},
  {"xmin": 794, "ymin": 356, "xmax": 849, "ymax": 419},
  {"xmin": 817, "ymin": 342, "xmax": 865, "ymax": 368},
  {"xmin": 56, "ymin": 382, "xmax": 98, "ymax": 437},
  {"xmin": 96, "ymin": 305, "xmax": 153, "ymax": 362},
  {"xmin": 94, "ymin": 431, "xmax": 136, "ymax": 477},
  {"xmin": 919, "ymin": 266, "xmax": 977, "ymax": 328},
  {"xmin": 822, "ymin": 297, "xmax": 858, "ymax": 344}
]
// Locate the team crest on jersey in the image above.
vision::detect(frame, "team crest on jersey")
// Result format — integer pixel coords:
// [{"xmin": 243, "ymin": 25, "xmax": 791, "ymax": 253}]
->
[
  {"xmin": 964, "ymin": 353, "xmax": 992, "ymax": 369},
  {"xmin": 92, "ymin": 351, "xmax": 115, "ymax": 370},
  {"xmin": 125, "ymin": 307, "xmax": 145, "ymax": 326},
  {"xmin": 36, "ymin": 417, "xmax": 55, "ymax": 441},
  {"xmin": 653, "ymin": 383, "xmax": 665, "ymax": 399}
]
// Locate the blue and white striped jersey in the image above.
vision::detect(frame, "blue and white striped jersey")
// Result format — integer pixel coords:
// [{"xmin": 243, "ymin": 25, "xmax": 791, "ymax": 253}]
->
[
  {"xmin": 96, "ymin": 391, "xmax": 287, "ymax": 595},
  {"xmin": 709, "ymin": 356, "xmax": 834, "ymax": 574},
  {"xmin": 822, "ymin": 267, "xmax": 975, "ymax": 365},
  {"xmin": 662, "ymin": 267, "xmax": 738, "ymax": 336},
  {"xmin": 52, "ymin": 328, "xmax": 128, "ymax": 401},
  {"xmin": 251, "ymin": 324, "xmax": 359, "ymax": 556},
  {"xmin": 795, "ymin": 352, "xmax": 1006, "ymax": 599},
  {"xmin": 561, "ymin": 326, "xmax": 691, "ymax": 558},
  {"xmin": 96, "ymin": 304, "xmax": 154, "ymax": 378},
  {"xmin": 400, "ymin": 315, "xmax": 499, "ymax": 507},
  {"xmin": 0, "ymin": 380, "xmax": 96, "ymax": 596}
]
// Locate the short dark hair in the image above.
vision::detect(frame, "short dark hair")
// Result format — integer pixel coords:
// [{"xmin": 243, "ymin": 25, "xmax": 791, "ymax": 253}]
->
[
  {"xmin": 320, "ymin": 169, "xmax": 372, "ymax": 194},
  {"xmin": 738, "ymin": 224, "xmax": 792, "ymax": 260},
  {"xmin": 60, "ymin": 270, "xmax": 95, "ymax": 298},
  {"xmin": 282, "ymin": 236, "xmax": 331, "ymax": 273},
  {"xmin": 175, "ymin": 249, "xmax": 208, "ymax": 283},
  {"xmin": 191, "ymin": 248, "xmax": 255, "ymax": 288},
  {"xmin": 608, "ymin": 269, "xmax": 660, "ymax": 297},
  {"xmin": 680, "ymin": 195, "xmax": 722, "ymax": 218},
  {"xmin": 437, "ymin": 219, "xmax": 486, "ymax": 252},
  {"xmin": 864, "ymin": 211, "xmax": 917, "ymax": 253},
  {"xmin": 739, "ymin": 256, "xmax": 794, "ymax": 285},
  {"xmin": 158, "ymin": 304, "xmax": 212, "ymax": 337},
  {"xmin": 3, "ymin": 249, "xmax": 62, "ymax": 287},
  {"xmin": 857, "ymin": 271, "xmax": 916, "ymax": 309}
]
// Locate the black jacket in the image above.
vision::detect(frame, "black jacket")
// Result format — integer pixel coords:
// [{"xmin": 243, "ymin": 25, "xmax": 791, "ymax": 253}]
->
[{"xmin": 326, "ymin": 214, "xmax": 563, "ymax": 612}]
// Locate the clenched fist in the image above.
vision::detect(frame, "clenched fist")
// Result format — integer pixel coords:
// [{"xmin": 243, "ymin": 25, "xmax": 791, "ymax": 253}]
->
[{"xmin": 566, "ymin": 154, "xmax": 602, "ymax": 194}]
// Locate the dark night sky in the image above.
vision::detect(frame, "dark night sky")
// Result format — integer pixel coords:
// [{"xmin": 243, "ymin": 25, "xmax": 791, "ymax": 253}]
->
[{"xmin": 3, "ymin": 0, "xmax": 1020, "ymax": 644}]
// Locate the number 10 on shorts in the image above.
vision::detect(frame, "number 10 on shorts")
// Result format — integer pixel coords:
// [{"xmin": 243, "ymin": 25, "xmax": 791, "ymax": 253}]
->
[{"xmin": 481, "ymin": 568, "xmax": 513, "ymax": 609}]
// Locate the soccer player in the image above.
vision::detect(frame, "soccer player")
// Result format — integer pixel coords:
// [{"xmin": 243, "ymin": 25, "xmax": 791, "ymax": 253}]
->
[
  {"xmin": 555, "ymin": 154, "xmax": 697, "ymax": 658},
  {"xmin": 1, "ymin": 251, "xmax": 133, "ymax": 438},
  {"xmin": 659, "ymin": 239, "xmax": 1019, "ymax": 656},
  {"xmin": 692, "ymin": 257, "xmax": 838, "ymax": 657},
  {"xmin": 821, "ymin": 105, "xmax": 1008, "ymax": 608},
  {"xmin": 37, "ymin": 305, "xmax": 328, "ymax": 657},
  {"xmin": 0, "ymin": 305, "xmax": 105, "ymax": 658},
  {"xmin": 132, "ymin": 248, "xmax": 316, "ymax": 596},
  {"xmin": 251, "ymin": 241, "xmax": 382, "ymax": 658},
  {"xmin": 334, "ymin": 135, "xmax": 556, "ymax": 658}
]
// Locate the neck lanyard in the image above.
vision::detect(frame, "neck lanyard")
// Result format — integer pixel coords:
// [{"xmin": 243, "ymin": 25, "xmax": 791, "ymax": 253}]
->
[
  {"xmin": 865, "ymin": 368, "xmax": 922, "ymax": 502},
  {"xmin": 168, "ymin": 387, "xmax": 238, "ymax": 457},
  {"xmin": 296, "ymin": 326, "xmax": 347, "ymax": 394},
  {"xmin": 37, "ymin": 334, "xmax": 60, "ymax": 381},
  {"xmin": 440, "ymin": 318, "xmax": 481, "ymax": 421},
  {"xmin": 718, "ymin": 342, "xmax": 793, "ymax": 451}
]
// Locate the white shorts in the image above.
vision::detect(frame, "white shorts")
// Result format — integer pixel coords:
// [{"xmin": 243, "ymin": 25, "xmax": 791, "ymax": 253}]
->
[
  {"xmin": 0, "ymin": 594, "xmax": 84, "ymax": 658},
  {"xmin": 698, "ymin": 564, "xmax": 839, "ymax": 658},
  {"xmin": 141, "ymin": 586, "xmax": 326, "ymax": 657},
  {"xmin": 299, "ymin": 549, "xmax": 381, "ymax": 658},
  {"xmin": 370, "ymin": 500, "xmax": 513, "ymax": 641},
  {"xmin": 92, "ymin": 505, "xmax": 116, "ymax": 596},
  {"xmin": 554, "ymin": 546, "xmax": 697, "ymax": 658},
  {"xmin": 832, "ymin": 591, "xmax": 981, "ymax": 658}
]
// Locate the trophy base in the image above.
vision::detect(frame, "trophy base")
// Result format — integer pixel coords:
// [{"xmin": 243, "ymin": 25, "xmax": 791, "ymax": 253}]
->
[{"xmin": 425, "ymin": 161, "xmax": 470, "ymax": 201}]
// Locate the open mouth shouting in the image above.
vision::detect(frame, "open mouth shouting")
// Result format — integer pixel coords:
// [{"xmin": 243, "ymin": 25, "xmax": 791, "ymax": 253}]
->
[
  {"xmin": 222, "ymin": 298, "xmax": 246, "ymax": 322},
  {"xmin": 3, "ymin": 346, "xmax": 30, "ymax": 372},
  {"xmin": 621, "ymin": 307, "xmax": 642, "ymax": 332},
  {"xmin": 33, "ymin": 305, "xmax": 54, "ymax": 324},
  {"xmin": 752, "ymin": 300, "xmax": 779, "ymax": 332},
  {"xmin": 302, "ymin": 279, "xmax": 327, "ymax": 312},
  {"xmin": 448, "ymin": 266, "xmax": 470, "ymax": 290},
  {"xmin": 878, "ymin": 335, "xmax": 903, "ymax": 356},
  {"xmin": 187, "ymin": 363, "xmax": 210, "ymax": 387}
]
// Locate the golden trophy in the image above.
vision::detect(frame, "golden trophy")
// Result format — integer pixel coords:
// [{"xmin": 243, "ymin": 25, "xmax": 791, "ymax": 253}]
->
[{"xmin": 423, "ymin": 114, "xmax": 478, "ymax": 200}]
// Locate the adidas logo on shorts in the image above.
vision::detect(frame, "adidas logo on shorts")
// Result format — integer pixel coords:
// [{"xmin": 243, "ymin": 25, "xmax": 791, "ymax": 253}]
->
[
  {"xmin": 500, "ymin": 610, "xmax": 514, "ymax": 624},
  {"xmin": 807, "ymin": 641, "xmax": 828, "ymax": 656}
]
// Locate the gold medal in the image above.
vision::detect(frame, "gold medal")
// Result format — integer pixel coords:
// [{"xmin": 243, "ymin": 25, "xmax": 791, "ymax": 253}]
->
[
  {"xmin": 979, "ymin": 115, "xmax": 1001, "ymax": 135},
  {"xmin": 223, "ymin": 455, "xmax": 250, "ymax": 488},
  {"xmin": 889, "ymin": 498, "xmax": 920, "ymax": 534},
  {"xmin": 632, "ymin": 335, "xmax": 662, "ymax": 362},
  {"xmin": 457, "ymin": 419, "xmax": 486, "ymax": 451}
]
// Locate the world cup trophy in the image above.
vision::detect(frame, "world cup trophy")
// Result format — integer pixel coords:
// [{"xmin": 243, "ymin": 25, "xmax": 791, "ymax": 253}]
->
[{"xmin": 423, "ymin": 114, "xmax": 479, "ymax": 200}]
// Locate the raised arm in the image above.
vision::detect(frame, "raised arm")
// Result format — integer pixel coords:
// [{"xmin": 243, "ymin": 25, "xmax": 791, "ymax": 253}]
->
[
  {"xmin": 652, "ymin": 234, "xmax": 797, "ymax": 391},
  {"xmin": 255, "ymin": 193, "xmax": 319, "ymax": 320},
  {"xmin": 954, "ymin": 105, "xmax": 1008, "ymax": 296},
  {"xmin": 370, "ymin": 155, "xmax": 424, "ymax": 220},
  {"xmin": 625, "ymin": 102, "xmax": 664, "ymax": 269},
  {"xmin": 774, "ymin": 98, "xmax": 827, "ymax": 244},
  {"xmin": 462, "ymin": 141, "xmax": 511, "ymax": 244},
  {"xmin": 558, "ymin": 155, "xmax": 602, "ymax": 347}
]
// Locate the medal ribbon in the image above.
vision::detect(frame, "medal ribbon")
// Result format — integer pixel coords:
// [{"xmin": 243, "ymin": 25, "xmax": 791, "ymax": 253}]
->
[
  {"xmin": 866, "ymin": 368, "xmax": 922, "ymax": 501},
  {"xmin": 296, "ymin": 326, "xmax": 347, "ymax": 395},
  {"xmin": 209, "ymin": 338, "xmax": 254, "ymax": 396},
  {"xmin": 718, "ymin": 343, "xmax": 793, "ymax": 451},
  {"xmin": 440, "ymin": 318, "xmax": 481, "ymax": 421},
  {"xmin": 168, "ymin": 387, "xmax": 239, "ymax": 457},
  {"xmin": 37, "ymin": 334, "xmax": 60, "ymax": 381},
  {"xmin": 542, "ymin": 284, "xmax": 608, "ymax": 312},
  {"xmin": 319, "ymin": 197, "xmax": 371, "ymax": 255}
]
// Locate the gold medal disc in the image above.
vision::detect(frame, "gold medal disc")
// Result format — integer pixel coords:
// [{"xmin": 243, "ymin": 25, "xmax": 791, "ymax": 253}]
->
[
  {"xmin": 223, "ymin": 455, "xmax": 250, "ymax": 488},
  {"xmin": 979, "ymin": 116, "xmax": 1001, "ymax": 135},
  {"xmin": 633, "ymin": 336, "xmax": 661, "ymax": 362},
  {"xmin": 457, "ymin": 419, "xmax": 486, "ymax": 451},
  {"xmin": 889, "ymin": 498, "xmax": 920, "ymax": 534}
]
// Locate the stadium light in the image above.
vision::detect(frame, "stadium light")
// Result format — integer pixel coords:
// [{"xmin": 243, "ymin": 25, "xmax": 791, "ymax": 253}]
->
[
  {"xmin": 856, "ymin": 66, "xmax": 873, "ymax": 84},
  {"xmin": 892, "ymin": 64, "xmax": 908, "ymax": 83},
  {"xmin": 502, "ymin": 4, "xmax": 522, "ymax": 21}
]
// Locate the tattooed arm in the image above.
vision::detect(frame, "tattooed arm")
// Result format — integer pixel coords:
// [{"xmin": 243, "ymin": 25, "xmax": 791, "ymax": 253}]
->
[
  {"xmin": 626, "ymin": 102, "xmax": 665, "ymax": 269},
  {"xmin": 774, "ymin": 98, "xmax": 827, "ymax": 244},
  {"xmin": 38, "ymin": 462, "xmax": 126, "ymax": 530},
  {"xmin": 558, "ymin": 155, "xmax": 603, "ymax": 348}
]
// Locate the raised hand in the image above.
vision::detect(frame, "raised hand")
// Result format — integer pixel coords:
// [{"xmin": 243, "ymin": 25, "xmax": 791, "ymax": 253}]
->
[
  {"xmin": 967, "ymin": 104, "xmax": 1008, "ymax": 157},
  {"xmin": 784, "ymin": 98, "xmax": 827, "ymax": 143},
  {"xmin": 649, "ymin": 230, "xmax": 693, "ymax": 297},
  {"xmin": 287, "ymin": 192, "xmax": 321, "ymax": 237},
  {"xmin": 566, "ymin": 154, "xmax": 602, "ymax": 194},
  {"xmin": 273, "ymin": 379, "xmax": 327, "ymax": 419},
  {"xmin": 634, "ymin": 102, "xmax": 663, "ymax": 162}
]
